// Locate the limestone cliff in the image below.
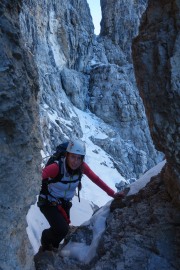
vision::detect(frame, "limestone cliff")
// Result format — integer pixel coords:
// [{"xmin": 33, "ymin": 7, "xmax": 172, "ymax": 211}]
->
[{"xmin": 100, "ymin": 0, "xmax": 147, "ymax": 62}]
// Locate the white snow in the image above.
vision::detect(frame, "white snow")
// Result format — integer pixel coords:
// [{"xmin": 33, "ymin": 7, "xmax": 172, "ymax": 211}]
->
[
  {"xmin": 61, "ymin": 201, "xmax": 111, "ymax": 263},
  {"xmin": 26, "ymin": 105, "xmax": 166, "ymax": 261},
  {"xmin": 128, "ymin": 160, "xmax": 166, "ymax": 196},
  {"xmin": 48, "ymin": 11, "xmax": 66, "ymax": 68}
]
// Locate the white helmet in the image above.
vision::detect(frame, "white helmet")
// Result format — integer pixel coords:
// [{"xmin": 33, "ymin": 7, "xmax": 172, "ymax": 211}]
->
[{"xmin": 66, "ymin": 139, "xmax": 86, "ymax": 156}]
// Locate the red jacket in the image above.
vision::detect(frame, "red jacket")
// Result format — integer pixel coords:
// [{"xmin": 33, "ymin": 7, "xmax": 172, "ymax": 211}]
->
[{"xmin": 42, "ymin": 161, "xmax": 115, "ymax": 198}]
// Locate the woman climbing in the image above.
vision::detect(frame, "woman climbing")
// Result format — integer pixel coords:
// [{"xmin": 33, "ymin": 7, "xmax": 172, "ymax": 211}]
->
[{"xmin": 38, "ymin": 138, "xmax": 124, "ymax": 251}]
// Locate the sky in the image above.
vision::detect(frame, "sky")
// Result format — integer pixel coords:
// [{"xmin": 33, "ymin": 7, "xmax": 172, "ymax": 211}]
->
[
  {"xmin": 26, "ymin": 106, "xmax": 166, "ymax": 257},
  {"xmin": 87, "ymin": 0, "xmax": 101, "ymax": 35}
]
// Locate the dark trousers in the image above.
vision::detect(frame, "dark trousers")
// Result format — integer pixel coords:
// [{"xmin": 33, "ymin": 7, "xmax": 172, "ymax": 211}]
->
[{"xmin": 40, "ymin": 205, "xmax": 69, "ymax": 248}]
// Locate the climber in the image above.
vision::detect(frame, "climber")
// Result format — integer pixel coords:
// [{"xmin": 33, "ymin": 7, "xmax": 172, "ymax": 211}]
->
[{"xmin": 38, "ymin": 138, "xmax": 124, "ymax": 252}]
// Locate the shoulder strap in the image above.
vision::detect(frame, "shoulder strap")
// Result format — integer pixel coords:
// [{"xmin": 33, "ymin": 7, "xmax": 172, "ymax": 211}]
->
[{"xmin": 47, "ymin": 159, "xmax": 63, "ymax": 183}]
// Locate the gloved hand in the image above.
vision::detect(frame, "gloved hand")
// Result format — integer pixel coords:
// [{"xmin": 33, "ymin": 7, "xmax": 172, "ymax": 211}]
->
[
  {"xmin": 113, "ymin": 191, "xmax": 125, "ymax": 198},
  {"xmin": 113, "ymin": 186, "xmax": 130, "ymax": 198},
  {"xmin": 40, "ymin": 178, "xmax": 49, "ymax": 195}
]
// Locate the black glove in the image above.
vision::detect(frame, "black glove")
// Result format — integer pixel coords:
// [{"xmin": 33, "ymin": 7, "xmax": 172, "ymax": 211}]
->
[{"xmin": 40, "ymin": 178, "xmax": 49, "ymax": 195}]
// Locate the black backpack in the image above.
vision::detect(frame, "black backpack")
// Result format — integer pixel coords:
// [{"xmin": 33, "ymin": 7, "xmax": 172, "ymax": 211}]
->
[
  {"xmin": 45, "ymin": 142, "xmax": 69, "ymax": 167},
  {"xmin": 42, "ymin": 142, "xmax": 82, "ymax": 202}
]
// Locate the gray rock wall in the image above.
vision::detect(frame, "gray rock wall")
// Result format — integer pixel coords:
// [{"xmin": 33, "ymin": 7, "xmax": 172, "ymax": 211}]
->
[
  {"xmin": 0, "ymin": 1, "xmax": 42, "ymax": 269},
  {"xmin": 132, "ymin": 0, "xmax": 180, "ymax": 206},
  {"xmin": 88, "ymin": 0, "xmax": 162, "ymax": 175},
  {"xmin": 100, "ymin": 0, "xmax": 147, "ymax": 62},
  {"xmin": 19, "ymin": 0, "xmax": 94, "ymax": 154},
  {"xmin": 88, "ymin": 64, "xmax": 162, "ymax": 177}
]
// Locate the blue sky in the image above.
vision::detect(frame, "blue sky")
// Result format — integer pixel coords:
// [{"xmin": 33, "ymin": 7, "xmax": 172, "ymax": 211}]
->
[{"xmin": 87, "ymin": 0, "xmax": 101, "ymax": 35}]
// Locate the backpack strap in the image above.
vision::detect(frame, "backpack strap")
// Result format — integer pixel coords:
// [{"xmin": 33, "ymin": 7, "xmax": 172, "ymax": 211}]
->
[{"xmin": 77, "ymin": 179, "xmax": 82, "ymax": 202}]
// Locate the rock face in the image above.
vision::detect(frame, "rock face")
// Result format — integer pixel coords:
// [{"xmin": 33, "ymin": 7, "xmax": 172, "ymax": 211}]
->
[
  {"xmin": 100, "ymin": 0, "xmax": 148, "ymax": 62},
  {"xmin": 88, "ymin": 0, "xmax": 162, "ymax": 177},
  {"xmin": 88, "ymin": 65, "xmax": 159, "ymax": 177},
  {"xmin": 132, "ymin": 0, "xmax": 180, "ymax": 206},
  {"xmin": 19, "ymin": 0, "xmax": 94, "ymax": 154},
  {"xmin": 0, "ymin": 1, "xmax": 42, "ymax": 269}
]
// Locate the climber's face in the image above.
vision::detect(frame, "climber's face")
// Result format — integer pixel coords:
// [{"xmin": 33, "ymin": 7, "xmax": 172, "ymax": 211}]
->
[{"xmin": 66, "ymin": 153, "xmax": 83, "ymax": 170}]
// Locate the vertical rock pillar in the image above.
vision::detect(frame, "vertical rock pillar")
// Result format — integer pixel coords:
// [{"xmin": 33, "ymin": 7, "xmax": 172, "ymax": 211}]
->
[
  {"xmin": 132, "ymin": 0, "xmax": 180, "ymax": 206},
  {"xmin": 0, "ymin": 1, "xmax": 42, "ymax": 269}
]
